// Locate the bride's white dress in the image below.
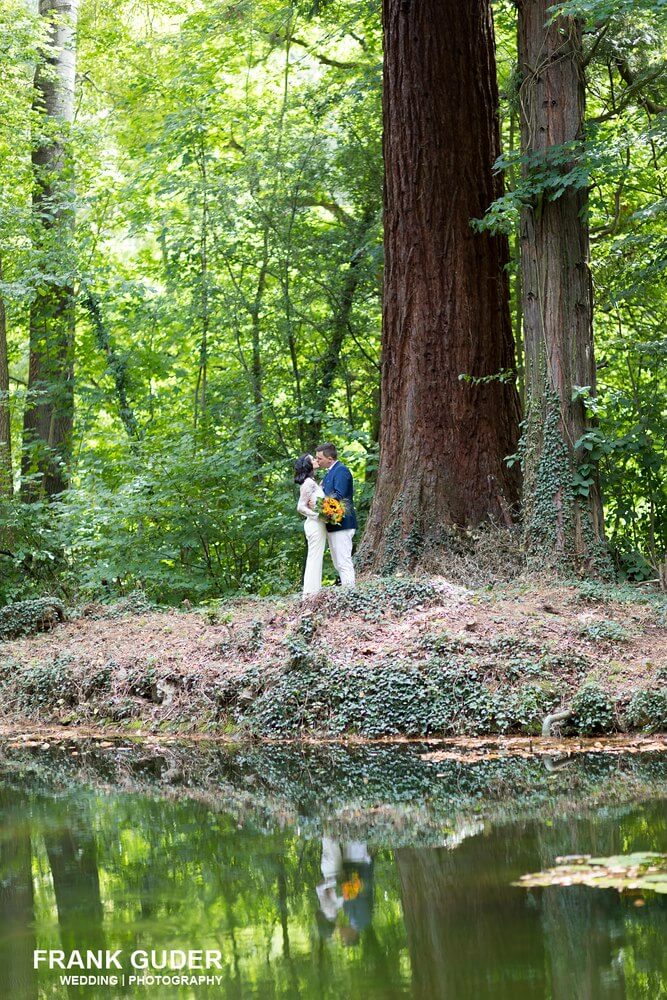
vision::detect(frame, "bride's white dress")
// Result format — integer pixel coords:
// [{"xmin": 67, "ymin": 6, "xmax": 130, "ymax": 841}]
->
[{"xmin": 297, "ymin": 477, "xmax": 326, "ymax": 596}]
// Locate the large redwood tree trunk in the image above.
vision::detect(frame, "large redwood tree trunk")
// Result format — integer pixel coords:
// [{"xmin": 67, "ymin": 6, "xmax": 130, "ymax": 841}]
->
[
  {"xmin": 21, "ymin": 0, "xmax": 79, "ymax": 500},
  {"xmin": 359, "ymin": 0, "xmax": 521, "ymax": 573},
  {"xmin": 518, "ymin": 1, "xmax": 607, "ymax": 572}
]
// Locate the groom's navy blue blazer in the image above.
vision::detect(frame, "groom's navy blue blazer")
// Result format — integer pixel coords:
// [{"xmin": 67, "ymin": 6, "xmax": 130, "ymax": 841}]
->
[{"xmin": 322, "ymin": 461, "xmax": 357, "ymax": 533}]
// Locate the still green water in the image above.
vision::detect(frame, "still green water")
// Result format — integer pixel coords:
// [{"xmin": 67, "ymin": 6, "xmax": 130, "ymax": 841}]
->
[{"xmin": 0, "ymin": 742, "xmax": 665, "ymax": 999}]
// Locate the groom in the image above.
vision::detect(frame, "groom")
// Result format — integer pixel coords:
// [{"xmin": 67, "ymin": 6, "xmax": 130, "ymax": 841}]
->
[{"xmin": 316, "ymin": 442, "xmax": 357, "ymax": 588}]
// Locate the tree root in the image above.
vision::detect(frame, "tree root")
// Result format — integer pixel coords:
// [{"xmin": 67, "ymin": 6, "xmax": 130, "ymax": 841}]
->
[{"xmin": 542, "ymin": 707, "xmax": 573, "ymax": 737}]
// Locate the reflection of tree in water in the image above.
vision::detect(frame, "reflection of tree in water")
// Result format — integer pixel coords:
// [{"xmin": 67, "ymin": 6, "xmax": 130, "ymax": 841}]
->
[
  {"xmin": 0, "ymin": 792, "xmax": 37, "ymax": 1000},
  {"xmin": 396, "ymin": 824, "xmax": 547, "ymax": 999},
  {"xmin": 37, "ymin": 797, "xmax": 106, "ymax": 1000},
  {"xmin": 0, "ymin": 792, "xmax": 106, "ymax": 1000},
  {"xmin": 3, "ymin": 743, "xmax": 667, "ymax": 847},
  {"xmin": 396, "ymin": 803, "xmax": 667, "ymax": 1000},
  {"xmin": 537, "ymin": 802, "xmax": 667, "ymax": 1000},
  {"xmin": 538, "ymin": 814, "xmax": 626, "ymax": 999},
  {"xmin": 0, "ymin": 763, "xmax": 664, "ymax": 1000},
  {"xmin": 43, "ymin": 820, "xmax": 105, "ymax": 956}
]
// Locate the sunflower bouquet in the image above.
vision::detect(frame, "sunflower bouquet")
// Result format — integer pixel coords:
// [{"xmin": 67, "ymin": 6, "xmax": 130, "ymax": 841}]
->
[{"xmin": 316, "ymin": 495, "xmax": 346, "ymax": 525}]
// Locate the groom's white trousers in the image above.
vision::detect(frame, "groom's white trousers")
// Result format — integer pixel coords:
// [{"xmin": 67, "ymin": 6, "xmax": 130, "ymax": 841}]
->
[{"xmin": 328, "ymin": 529, "xmax": 356, "ymax": 587}]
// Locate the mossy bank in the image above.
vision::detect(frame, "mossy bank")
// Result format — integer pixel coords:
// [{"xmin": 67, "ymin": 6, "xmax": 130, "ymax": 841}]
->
[{"xmin": 1, "ymin": 576, "xmax": 665, "ymax": 738}]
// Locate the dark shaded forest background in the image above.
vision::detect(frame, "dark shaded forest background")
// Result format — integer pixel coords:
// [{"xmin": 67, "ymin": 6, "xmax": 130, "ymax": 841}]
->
[{"xmin": 0, "ymin": 0, "xmax": 665, "ymax": 604}]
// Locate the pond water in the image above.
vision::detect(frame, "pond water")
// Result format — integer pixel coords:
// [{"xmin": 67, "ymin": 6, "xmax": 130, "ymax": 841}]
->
[{"xmin": 0, "ymin": 741, "xmax": 665, "ymax": 999}]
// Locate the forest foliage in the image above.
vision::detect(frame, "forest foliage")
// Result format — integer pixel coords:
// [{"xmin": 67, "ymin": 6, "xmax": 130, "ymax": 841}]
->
[{"xmin": 0, "ymin": 0, "xmax": 665, "ymax": 604}]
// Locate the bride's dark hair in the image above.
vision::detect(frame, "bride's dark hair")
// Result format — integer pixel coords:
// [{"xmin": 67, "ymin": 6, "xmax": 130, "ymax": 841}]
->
[{"xmin": 294, "ymin": 454, "xmax": 314, "ymax": 486}]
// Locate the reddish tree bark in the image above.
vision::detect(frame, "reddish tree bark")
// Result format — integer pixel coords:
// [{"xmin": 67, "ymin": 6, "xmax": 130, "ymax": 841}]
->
[
  {"xmin": 359, "ymin": 0, "xmax": 521, "ymax": 573},
  {"xmin": 518, "ymin": 1, "xmax": 607, "ymax": 571}
]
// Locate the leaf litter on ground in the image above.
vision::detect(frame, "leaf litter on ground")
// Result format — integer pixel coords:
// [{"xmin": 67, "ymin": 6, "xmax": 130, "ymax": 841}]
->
[{"xmin": 420, "ymin": 734, "xmax": 667, "ymax": 763}]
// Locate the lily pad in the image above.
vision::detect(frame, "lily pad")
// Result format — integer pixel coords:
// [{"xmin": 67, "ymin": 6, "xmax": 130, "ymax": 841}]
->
[{"xmin": 514, "ymin": 852, "xmax": 667, "ymax": 894}]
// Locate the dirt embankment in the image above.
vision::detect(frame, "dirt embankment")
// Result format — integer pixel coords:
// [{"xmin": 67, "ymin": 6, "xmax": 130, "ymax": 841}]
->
[{"xmin": 0, "ymin": 576, "xmax": 665, "ymax": 738}]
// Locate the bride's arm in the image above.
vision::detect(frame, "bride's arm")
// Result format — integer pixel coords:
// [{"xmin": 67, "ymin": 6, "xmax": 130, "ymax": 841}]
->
[{"xmin": 297, "ymin": 480, "xmax": 320, "ymax": 519}]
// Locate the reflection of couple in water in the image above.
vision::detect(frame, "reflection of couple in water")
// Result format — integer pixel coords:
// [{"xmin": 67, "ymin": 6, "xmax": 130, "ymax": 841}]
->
[{"xmin": 315, "ymin": 837, "xmax": 374, "ymax": 946}]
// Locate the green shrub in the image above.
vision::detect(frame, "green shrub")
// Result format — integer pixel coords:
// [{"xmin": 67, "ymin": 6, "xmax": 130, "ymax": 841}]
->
[
  {"xmin": 574, "ymin": 579, "xmax": 664, "ymax": 611},
  {"xmin": 236, "ymin": 656, "xmax": 557, "ymax": 738},
  {"xmin": 79, "ymin": 662, "xmax": 113, "ymax": 699},
  {"xmin": 570, "ymin": 683, "xmax": 616, "ymax": 735},
  {"xmin": 12, "ymin": 656, "xmax": 78, "ymax": 713},
  {"xmin": 540, "ymin": 651, "xmax": 590, "ymax": 674},
  {"xmin": 579, "ymin": 619, "xmax": 629, "ymax": 643},
  {"xmin": 124, "ymin": 664, "xmax": 157, "ymax": 699},
  {"xmin": 0, "ymin": 597, "xmax": 66, "ymax": 639},
  {"xmin": 0, "ymin": 496, "xmax": 69, "ymax": 605},
  {"xmin": 329, "ymin": 577, "xmax": 440, "ymax": 621},
  {"xmin": 575, "ymin": 581, "xmax": 610, "ymax": 604},
  {"xmin": 509, "ymin": 684, "xmax": 557, "ymax": 735},
  {"xmin": 105, "ymin": 696, "xmax": 143, "ymax": 722},
  {"xmin": 625, "ymin": 689, "xmax": 667, "ymax": 733}
]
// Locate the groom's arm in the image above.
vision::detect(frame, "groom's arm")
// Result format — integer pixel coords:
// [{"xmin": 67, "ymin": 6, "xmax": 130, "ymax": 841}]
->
[{"xmin": 328, "ymin": 465, "xmax": 352, "ymax": 500}]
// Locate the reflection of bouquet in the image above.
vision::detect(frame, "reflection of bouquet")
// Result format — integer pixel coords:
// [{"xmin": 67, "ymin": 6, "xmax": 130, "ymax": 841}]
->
[
  {"xmin": 342, "ymin": 872, "xmax": 362, "ymax": 900},
  {"xmin": 316, "ymin": 496, "xmax": 346, "ymax": 525}
]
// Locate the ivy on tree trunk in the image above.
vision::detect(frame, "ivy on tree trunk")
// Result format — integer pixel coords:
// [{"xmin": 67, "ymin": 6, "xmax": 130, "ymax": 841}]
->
[{"xmin": 518, "ymin": 0, "xmax": 609, "ymax": 574}]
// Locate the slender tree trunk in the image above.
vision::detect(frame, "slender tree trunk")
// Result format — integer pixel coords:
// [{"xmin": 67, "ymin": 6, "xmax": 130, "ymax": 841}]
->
[
  {"xmin": 21, "ymin": 0, "xmax": 79, "ymax": 500},
  {"xmin": 276, "ymin": 21, "xmax": 306, "ymax": 450},
  {"xmin": 518, "ymin": 0, "xmax": 608, "ymax": 573},
  {"xmin": 81, "ymin": 287, "xmax": 140, "ymax": 442},
  {"xmin": 243, "ymin": 237, "xmax": 270, "ymax": 578},
  {"xmin": 359, "ymin": 0, "xmax": 521, "ymax": 573},
  {"xmin": 305, "ymin": 208, "xmax": 376, "ymax": 446},
  {"xmin": 365, "ymin": 381, "xmax": 381, "ymax": 486},
  {"xmin": 249, "ymin": 232, "xmax": 269, "ymax": 461},
  {"xmin": 508, "ymin": 104, "xmax": 525, "ymax": 406},
  {"xmin": 194, "ymin": 133, "xmax": 210, "ymax": 436},
  {"xmin": 0, "ymin": 256, "xmax": 12, "ymax": 495}
]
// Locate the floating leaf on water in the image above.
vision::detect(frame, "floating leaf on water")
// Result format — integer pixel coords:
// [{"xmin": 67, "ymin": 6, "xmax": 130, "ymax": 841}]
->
[{"xmin": 515, "ymin": 852, "xmax": 667, "ymax": 894}]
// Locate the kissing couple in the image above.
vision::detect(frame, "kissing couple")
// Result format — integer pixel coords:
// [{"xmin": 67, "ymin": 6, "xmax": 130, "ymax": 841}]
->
[{"xmin": 294, "ymin": 442, "xmax": 357, "ymax": 598}]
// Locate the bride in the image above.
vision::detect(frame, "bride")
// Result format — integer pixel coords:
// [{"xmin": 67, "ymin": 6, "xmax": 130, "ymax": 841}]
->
[{"xmin": 294, "ymin": 453, "xmax": 326, "ymax": 597}]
